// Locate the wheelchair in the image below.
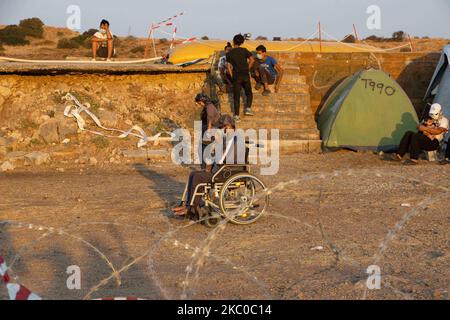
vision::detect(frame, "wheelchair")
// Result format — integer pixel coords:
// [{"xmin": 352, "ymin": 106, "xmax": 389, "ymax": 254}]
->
[{"xmin": 181, "ymin": 164, "xmax": 270, "ymax": 228}]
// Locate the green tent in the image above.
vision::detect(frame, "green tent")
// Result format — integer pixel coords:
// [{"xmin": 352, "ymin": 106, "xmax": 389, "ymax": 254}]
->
[{"xmin": 318, "ymin": 69, "xmax": 419, "ymax": 151}]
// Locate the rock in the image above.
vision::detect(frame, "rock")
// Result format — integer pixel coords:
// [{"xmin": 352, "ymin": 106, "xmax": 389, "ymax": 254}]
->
[
  {"xmin": 0, "ymin": 86, "xmax": 11, "ymax": 98},
  {"xmin": 0, "ymin": 137, "xmax": 7, "ymax": 147},
  {"xmin": 61, "ymin": 138, "xmax": 70, "ymax": 144},
  {"xmin": 6, "ymin": 151, "xmax": 26, "ymax": 163},
  {"xmin": 57, "ymin": 118, "xmax": 78, "ymax": 140},
  {"xmin": 56, "ymin": 168, "xmax": 65, "ymax": 173},
  {"xmin": 125, "ymin": 120, "xmax": 133, "ymax": 126},
  {"xmin": 89, "ymin": 157, "xmax": 98, "ymax": 165},
  {"xmin": 121, "ymin": 149, "xmax": 169, "ymax": 160},
  {"xmin": 1, "ymin": 161, "xmax": 14, "ymax": 172},
  {"xmin": 99, "ymin": 109, "xmax": 119, "ymax": 127},
  {"xmin": 39, "ymin": 119, "xmax": 59, "ymax": 143},
  {"xmin": 140, "ymin": 112, "xmax": 160, "ymax": 124},
  {"xmin": 24, "ymin": 151, "xmax": 51, "ymax": 166}
]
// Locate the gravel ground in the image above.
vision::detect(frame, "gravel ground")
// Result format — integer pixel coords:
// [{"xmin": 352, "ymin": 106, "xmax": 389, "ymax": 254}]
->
[{"xmin": 0, "ymin": 152, "xmax": 449, "ymax": 300}]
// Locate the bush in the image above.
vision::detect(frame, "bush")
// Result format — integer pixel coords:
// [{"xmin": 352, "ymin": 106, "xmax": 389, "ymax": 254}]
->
[
  {"xmin": 0, "ymin": 25, "xmax": 30, "ymax": 45},
  {"xmin": 255, "ymin": 36, "xmax": 268, "ymax": 41},
  {"xmin": 91, "ymin": 136, "xmax": 109, "ymax": 149},
  {"xmin": 19, "ymin": 17, "xmax": 44, "ymax": 38},
  {"xmin": 391, "ymin": 31, "xmax": 405, "ymax": 42},
  {"xmin": 201, "ymin": 36, "xmax": 209, "ymax": 40},
  {"xmin": 70, "ymin": 29, "xmax": 98, "ymax": 48},
  {"xmin": 131, "ymin": 45, "xmax": 145, "ymax": 54},
  {"xmin": 342, "ymin": 34, "xmax": 356, "ymax": 43},
  {"xmin": 57, "ymin": 38, "xmax": 80, "ymax": 49},
  {"xmin": 365, "ymin": 35, "xmax": 384, "ymax": 42},
  {"xmin": 159, "ymin": 38, "xmax": 168, "ymax": 44}
]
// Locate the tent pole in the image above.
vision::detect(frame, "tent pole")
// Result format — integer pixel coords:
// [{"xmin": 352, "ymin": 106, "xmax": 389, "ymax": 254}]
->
[
  {"xmin": 318, "ymin": 21, "xmax": 323, "ymax": 53},
  {"xmin": 144, "ymin": 23, "xmax": 153, "ymax": 59},
  {"xmin": 353, "ymin": 24, "xmax": 359, "ymax": 42},
  {"xmin": 407, "ymin": 34, "xmax": 414, "ymax": 52}
]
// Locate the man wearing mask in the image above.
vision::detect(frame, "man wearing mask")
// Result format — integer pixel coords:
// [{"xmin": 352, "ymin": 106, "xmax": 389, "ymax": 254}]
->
[
  {"xmin": 91, "ymin": 19, "xmax": 114, "ymax": 61},
  {"xmin": 392, "ymin": 103, "xmax": 449, "ymax": 165},
  {"xmin": 252, "ymin": 45, "xmax": 284, "ymax": 96},
  {"xmin": 226, "ymin": 34, "xmax": 255, "ymax": 122}
]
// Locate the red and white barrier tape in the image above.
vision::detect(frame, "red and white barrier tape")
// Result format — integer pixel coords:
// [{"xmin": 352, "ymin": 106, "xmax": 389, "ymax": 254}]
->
[
  {"xmin": 151, "ymin": 12, "xmax": 184, "ymax": 30},
  {"xmin": 182, "ymin": 37, "xmax": 197, "ymax": 44},
  {"xmin": 0, "ymin": 255, "xmax": 42, "ymax": 300}
]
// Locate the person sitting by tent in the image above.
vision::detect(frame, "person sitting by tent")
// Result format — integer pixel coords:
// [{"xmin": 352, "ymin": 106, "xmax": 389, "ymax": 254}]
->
[
  {"xmin": 218, "ymin": 42, "xmax": 233, "ymax": 91},
  {"xmin": 172, "ymin": 115, "xmax": 242, "ymax": 216},
  {"xmin": 392, "ymin": 103, "xmax": 449, "ymax": 165},
  {"xmin": 91, "ymin": 19, "xmax": 114, "ymax": 61},
  {"xmin": 251, "ymin": 45, "xmax": 284, "ymax": 96}
]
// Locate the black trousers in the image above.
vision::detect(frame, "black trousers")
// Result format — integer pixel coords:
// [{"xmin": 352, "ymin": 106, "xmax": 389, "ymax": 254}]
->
[
  {"xmin": 446, "ymin": 139, "xmax": 450, "ymax": 159},
  {"xmin": 232, "ymin": 74, "xmax": 253, "ymax": 116},
  {"xmin": 398, "ymin": 131, "xmax": 439, "ymax": 160},
  {"xmin": 186, "ymin": 170, "xmax": 212, "ymax": 209},
  {"xmin": 251, "ymin": 60, "xmax": 275, "ymax": 85}
]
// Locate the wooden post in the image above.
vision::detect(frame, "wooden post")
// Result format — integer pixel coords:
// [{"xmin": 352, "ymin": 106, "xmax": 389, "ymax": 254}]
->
[
  {"xmin": 353, "ymin": 24, "xmax": 359, "ymax": 42},
  {"xmin": 144, "ymin": 23, "xmax": 154, "ymax": 59},
  {"xmin": 318, "ymin": 21, "xmax": 322, "ymax": 53},
  {"xmin": 407, "ymin": 34, "xmax": 414, "ymax": 52}
]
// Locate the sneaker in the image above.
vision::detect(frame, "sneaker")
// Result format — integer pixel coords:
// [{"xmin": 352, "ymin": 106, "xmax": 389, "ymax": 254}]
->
[
  {"xmin": 403, "ymin": 159, "xmax": 418, "ymax": 166},
  {"xmin": 233, "ymin": 115, "xmax": 241, "ymax": 123},
  {"xmin": 255, "ymin": 82, "xmax": 262, "ymax": 91},
  {"xmin": 244, "ymin": 109, "xmax": 254, "ymax": 116},
  {"xmin": 262, "ymin": 89, "xmax": 271, "ymax": 96},
  {"xmin": 391, "ymin": 153, "xmax": 403, "ymax": 162}
]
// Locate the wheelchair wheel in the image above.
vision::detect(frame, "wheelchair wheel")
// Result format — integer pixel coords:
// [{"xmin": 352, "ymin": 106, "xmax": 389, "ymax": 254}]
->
[
  {"xmin": 219, "ymin": 173, "xmax": 269, "ymax": 225},
  {"xmin": 198, "ymin": 206, "xmax": 221, "ymax": 228}
]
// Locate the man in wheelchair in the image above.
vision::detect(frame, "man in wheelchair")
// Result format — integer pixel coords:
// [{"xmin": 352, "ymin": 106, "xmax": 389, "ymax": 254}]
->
[{"xmin": 172, "ymin": 114, "xmax": 243, "ymax": 217}]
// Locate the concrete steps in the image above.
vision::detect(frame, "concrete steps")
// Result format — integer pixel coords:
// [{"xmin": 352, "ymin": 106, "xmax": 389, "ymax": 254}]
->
[{"xmin": 213, "ymin": 58, "xmax": 321, "ymax": 154}]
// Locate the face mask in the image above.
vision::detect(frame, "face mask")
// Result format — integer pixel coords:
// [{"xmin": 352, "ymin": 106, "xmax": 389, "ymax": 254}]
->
[
  {"xmin": 256, "ymin": 54, "xmax": 263, "ymax": 59},
  {"xmin": 100, "ymin": 28, "xmax": 106, "ymax": 34}
]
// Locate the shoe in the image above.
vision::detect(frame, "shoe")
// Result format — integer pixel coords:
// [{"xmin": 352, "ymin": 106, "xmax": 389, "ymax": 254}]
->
[
  {"xmin": 91, "ymin": 58, "xmax": 97, "ymax": 61},
  {"xmin": 391, "ymin": 153, "xmax": 403, "ymax": 162},
  {"xmin": 262, "ymin": 90, "xmax": 271, "ymax": 96},
  {"xmin": 255, "ymin": 82, "xmax": 262, "ymax": 91},
  {"xmin": 106, "ymin": 58, "xmax": 112, "ymax": 62},
  {"xmin": 233, "ymin": 115, "xmax": 241, "ymax": 123},
  {"xmin": 403, "ymin": 159, "xmax": 418, "ymax": 166},
  {"xmin": 244, "ymin": 109, "xmax": 254, "ymax": 116},
  {"xmin": 439, "ymin": 159, "xmax": 450, "ymax": 165}
]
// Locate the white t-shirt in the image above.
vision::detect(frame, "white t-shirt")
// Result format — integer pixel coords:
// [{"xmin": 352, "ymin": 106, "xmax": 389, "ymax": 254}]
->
[
  {"xmin": 434, "ymin": 116, "xmax": 449, "ymax": 141},
  {"xmin": 94, "ymin": 30, "xmax": 113, "ymax": 41}
]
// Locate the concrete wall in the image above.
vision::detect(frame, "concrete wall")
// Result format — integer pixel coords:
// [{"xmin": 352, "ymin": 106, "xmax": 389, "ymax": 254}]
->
[{"xmin": 271, "ymin": 52, "xmax": 441, "ymax": 117}]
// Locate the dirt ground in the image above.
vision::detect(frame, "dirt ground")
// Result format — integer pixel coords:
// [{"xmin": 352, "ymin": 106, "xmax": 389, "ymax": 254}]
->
[{"xmin": 0, "ymin": 152, "xmax": 448, "ymax": 300}]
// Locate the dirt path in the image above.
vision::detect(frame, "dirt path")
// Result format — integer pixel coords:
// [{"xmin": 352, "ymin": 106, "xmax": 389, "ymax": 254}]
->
[{"xmin": 0, "ymin": 153, "xmax": 449, "ymax": 300}]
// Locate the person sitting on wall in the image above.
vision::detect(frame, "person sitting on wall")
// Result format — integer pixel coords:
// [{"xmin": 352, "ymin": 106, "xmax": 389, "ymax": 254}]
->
[
  {"xmin": 392, "ymin": 103, "xmax": 449, "ymax": 165},
  {"xmin": 251, "ymin": 45, "xmax": 284, "ymax": 96},
  {"xmin": 91, "ymin": 19, "xmax": 114, "ymax": 61}
]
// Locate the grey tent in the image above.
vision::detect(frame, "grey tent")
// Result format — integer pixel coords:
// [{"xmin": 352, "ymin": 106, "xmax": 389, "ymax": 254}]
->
[{"xmin": 425, "ymin": 44, "xmax": 450, "ymax": 140}]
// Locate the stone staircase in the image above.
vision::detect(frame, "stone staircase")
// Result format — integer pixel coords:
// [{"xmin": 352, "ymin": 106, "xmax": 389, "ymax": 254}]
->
[{"xmin": 215, "ymin": 63, "xmax": 322, "ymax": 154}]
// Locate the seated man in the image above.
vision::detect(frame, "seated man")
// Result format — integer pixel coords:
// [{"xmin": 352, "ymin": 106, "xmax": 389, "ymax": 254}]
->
[
  {"xmin": 392, "ymin": 103, "xmax": 449, "ymax": 165},
  {"xmin": 172, "ymin": 115, "xmax": 245, "ymax": 216},
  {"xmin": 218, "ymin": 42, "xmax": 233, "ymax": 91},
  {"xmin": 91, "ymin": 19, "xmax": 114, "ymax": 61},
  {"xmin": 251, "ymin": 45, "xmax": 283, "ymax": 96}
]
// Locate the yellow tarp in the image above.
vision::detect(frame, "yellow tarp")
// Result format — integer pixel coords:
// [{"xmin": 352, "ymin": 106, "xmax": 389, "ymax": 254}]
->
[{"xmin": 168, "ymin": 40, "xmax": 378, "ymax": 65}]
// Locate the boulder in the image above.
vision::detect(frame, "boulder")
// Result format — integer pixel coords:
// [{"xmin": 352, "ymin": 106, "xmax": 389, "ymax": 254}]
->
[
  {"xmin": 0, "ymin": 86, "xmax": 11, "ymax": 98},
  {"xmin": 39, "ymin": 119, "xmax": 59, "ymax": 143},
  {"xmin": 98, "ymin": 109, "xmax": 119, "ymax": 127},
  {"xmin": 89, "ymin": 157, "xmax": 98, "ymax": 165},
  {"xmin": 24, "ymin": 151, "xmax": 51, "ymax": 166},
  {"xmin": 57, "ymin": 118, "xmax": 78, "ymax": 140},
  {"xmin": 141, "ymin": 112, "xmax": 160, "ymax": 124},
  {"xmin": 0, "ymin": 161, "xmax": 14, "ymax": 172}
]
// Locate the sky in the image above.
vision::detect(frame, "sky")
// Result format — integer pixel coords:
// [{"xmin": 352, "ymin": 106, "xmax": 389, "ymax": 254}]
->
[{"xmin": 0, "ymin": 0, "xmax": 449, "ymax": 40}]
